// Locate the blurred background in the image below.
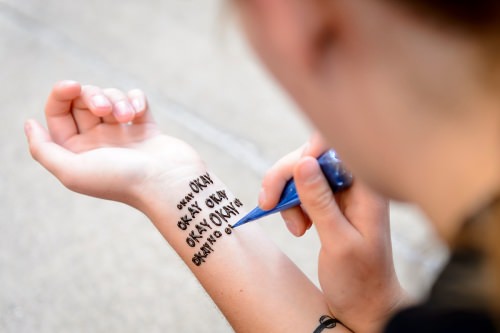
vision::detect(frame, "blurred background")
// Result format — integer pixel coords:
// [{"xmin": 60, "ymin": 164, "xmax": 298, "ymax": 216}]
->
[{"xmin": 0, "ymin": 0, "xmax": 448, "ymax": 332}]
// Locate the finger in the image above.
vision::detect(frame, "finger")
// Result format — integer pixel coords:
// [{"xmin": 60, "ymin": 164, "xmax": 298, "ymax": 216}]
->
[
  {"xmin": 127, "ymin": 89, "xmax": 154, "ymax": 123},
  {"xmin": 102, "ymin": 88, "xmax": 135, "ymax": 123},
  {"xmin": 259, "ymin": 145, "xmax": 306, "ymax": 210},
  {"xmin": 73, "ymin": 107, "xmax": 102, "ymax": 133},
  {"xmin": 25, "ymin": 119, "xmax": 79, "ymax": 186},
  {"xmin": 127, "ymin": 89, "xmax": 146, "ymax": 115},
  {"xmin": 294, "ymin": 157, "xmax": 353, "ymax": 245},
  {"xmin": 339, "ymin": 181, "xmax": 390, "ymax": 239},
  {"xmin": 78, "ymin": 85, "xmax": 113, "ymax": 117},
  {"xmin": 302, "ymin": 132, "xmax": 329, "ymax": 158},
  {"xmin": 72, "ymin": 85, "xmax": 110, "ymax": 133},
  {"xmin": 75, "ymin": 85, "xmax": 113, "ymax": 130},
  {"xmin": 44, "ymin": 80, "xmax": 81, "ymax": 144},
  {"xmin": 280, "ymin": 206, "xmax": 312, "ymax": 237}
]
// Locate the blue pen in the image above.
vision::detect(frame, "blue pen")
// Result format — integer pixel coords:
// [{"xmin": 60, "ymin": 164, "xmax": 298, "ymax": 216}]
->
[{"xmin": 232, "ymin": 149, "xmax": 353, "ymax": 228}]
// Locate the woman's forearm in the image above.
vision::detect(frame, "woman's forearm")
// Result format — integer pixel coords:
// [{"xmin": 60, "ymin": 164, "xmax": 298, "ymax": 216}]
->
[
  {"xmin": 28, "ymin": 81, "xmax": 354, "ymax": 332},
  {"xmin": 137, "ymin": 170, "xmax": 336, "ymax": 332}
]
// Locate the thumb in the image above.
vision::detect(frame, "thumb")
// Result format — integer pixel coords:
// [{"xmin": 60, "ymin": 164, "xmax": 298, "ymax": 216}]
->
[
  {"xmin": 25, "ymin": 119, "xmax": 77, "ymax": 183},
  {"xmin": 294, "ymin": 157, "xmax": 352, "ymax": 245}
]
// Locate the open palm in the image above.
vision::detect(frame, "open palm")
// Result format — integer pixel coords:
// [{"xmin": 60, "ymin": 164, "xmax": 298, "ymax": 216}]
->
[{"xmin": 26, "ymin": 81, "xmax": 203, "ymax": 208}]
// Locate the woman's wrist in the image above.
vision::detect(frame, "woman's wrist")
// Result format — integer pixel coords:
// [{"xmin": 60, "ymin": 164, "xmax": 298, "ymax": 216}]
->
[
  {"xmin": 133, "ymin": 168, "xmax": 246, "ymax": 258},
  {"xmin": 129, "ymin": 159, "xmax": 208, "ymax": 219},
  {"xmin": 356, "ymin": 284, "xmax": 410, "ymax": 333}
]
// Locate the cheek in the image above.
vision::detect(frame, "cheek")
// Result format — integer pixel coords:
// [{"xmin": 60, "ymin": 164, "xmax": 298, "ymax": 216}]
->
[{"xmin": 305, "ymin": 61, "xmax": 412, "ymax": 199}]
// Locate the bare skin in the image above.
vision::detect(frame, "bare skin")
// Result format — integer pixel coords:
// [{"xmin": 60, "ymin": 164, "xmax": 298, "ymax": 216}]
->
[
  {"xmin": 26, "ymin": 0, "xmax": 500, "ymax": 332},
  {"xmin": 26, "ymin": 81, "xmax": 353, "ymax": 333}
]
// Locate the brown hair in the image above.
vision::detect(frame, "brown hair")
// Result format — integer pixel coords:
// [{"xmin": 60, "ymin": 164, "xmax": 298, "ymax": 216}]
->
[
  {"xmin": 392, "ymin": 1, "xmax": 500, "ymax": 33},
  {"xmin": 392, "ymin": 0, "xmax": 500, "ymax": 71}
]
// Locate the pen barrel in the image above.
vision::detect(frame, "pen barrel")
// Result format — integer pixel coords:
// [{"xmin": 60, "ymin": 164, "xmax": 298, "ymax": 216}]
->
[
  {"xmin": 317, "ymin": 150, "xmax": 353, "ymax": 192},
  {"xmin": 276, "ymin": 149, "xmax": 352, "ymax": 208}
]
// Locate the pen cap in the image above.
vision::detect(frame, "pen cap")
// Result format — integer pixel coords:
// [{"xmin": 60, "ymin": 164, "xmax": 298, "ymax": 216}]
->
[{"xmin": 317, "ymin": 150, "xmax": 353, "ymax": 192}]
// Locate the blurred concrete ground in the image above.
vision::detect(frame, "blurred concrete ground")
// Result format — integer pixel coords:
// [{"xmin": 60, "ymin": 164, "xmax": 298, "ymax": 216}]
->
[{"xmin": 0, "ymin": 1, "xmax": 448, "ymax": 332}]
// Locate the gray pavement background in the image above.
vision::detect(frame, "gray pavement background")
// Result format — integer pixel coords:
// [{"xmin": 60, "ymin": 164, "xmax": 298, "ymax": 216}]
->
[{"xmin": 0, "ymin": 1, "xmax": 448, "ymax": 332}]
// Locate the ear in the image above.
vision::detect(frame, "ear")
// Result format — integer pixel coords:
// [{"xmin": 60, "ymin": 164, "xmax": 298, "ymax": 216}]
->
[{"xmin": 240, "ymin": 0, "xmax": 340, "ymax": 79}]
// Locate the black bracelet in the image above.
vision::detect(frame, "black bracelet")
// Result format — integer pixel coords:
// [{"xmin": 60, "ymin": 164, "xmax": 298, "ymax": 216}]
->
[{"xmin": 313, "ymin": 315, "xmax": 339, "ymax": 333}]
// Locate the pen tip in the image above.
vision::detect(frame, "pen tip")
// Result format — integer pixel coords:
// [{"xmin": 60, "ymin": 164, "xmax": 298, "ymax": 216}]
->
[
  {"xmin": 231, "ymin": 220, "xmax": 244, "ymax": 228},
  {"xmin": 231, "ymin": 206, "xmax": 264, "ymax": 228},
  {"xmin": 231, "ymin": 216, "xmax": 249, "ymax": 228}
]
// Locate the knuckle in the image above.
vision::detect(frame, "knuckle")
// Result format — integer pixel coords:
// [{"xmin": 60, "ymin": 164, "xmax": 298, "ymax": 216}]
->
[
  {"xmin": 261, "ymin": 168, "xmax": 285, "ymax": 193},
  {"xmin": 103, "ymin": 87, "xmax": 120, "ymax": 94},
  {"xmin": 82, "ymin": 85, "xmax": 100, "ymax": 95},
  {"xmin": 53, "ymin": 81, "xmax": 66, "ymax": 91},
  {"xmin": 303, "ymin": 183, "xmax": 334, "ymax": 213},
  {"xmin": 261, "ymin": 169, "xmax": 276, "ymax": 188},
  {"xmin": 103, "ymin": 88, "xmax": 126, "ymax": 100},
  {"xmin": 128, "ymin": 88, "xmax": 144, "ymax": 97}
]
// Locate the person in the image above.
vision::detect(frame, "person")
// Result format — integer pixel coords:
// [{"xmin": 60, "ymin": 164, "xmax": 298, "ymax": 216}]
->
[{"xmin": 24, "ymin": 0, "xmax": 500, "ymax": 332}]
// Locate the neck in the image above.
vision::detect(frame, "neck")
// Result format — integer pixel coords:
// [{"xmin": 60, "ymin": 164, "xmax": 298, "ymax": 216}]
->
[{"xmin": 416, "ymin": 102, "xmax": 500, "ymax": 243}]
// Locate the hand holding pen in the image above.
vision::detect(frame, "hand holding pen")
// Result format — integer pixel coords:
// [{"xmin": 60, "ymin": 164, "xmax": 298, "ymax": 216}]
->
[
  {"xmin": 232, "ymin": 149, "xmax": 352, "ymax": 228},
  {"xmin": 248, "ymin": 141, "xmax": 402, "ymax": 333}
]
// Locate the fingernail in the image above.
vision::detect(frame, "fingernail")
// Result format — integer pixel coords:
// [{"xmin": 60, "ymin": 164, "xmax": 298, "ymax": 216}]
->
[
  {"xmin": 60, "ymin": 80, "xmax": 78, "ymax": 87},
  {"xmin": 24, "ymin": 121, "xmax": 32, "ymax": 138},
  {"xmin": 115, "ymin": 100, "xmax": 133, "ymax": 117},
  {"xmin": 258, "ymin": 188, "xmax": 267, "ymax": 208},
  {"xmin": 91, "ymin": 95, "xmax": 111, "ymax": 109},
  {"xmin": 301, "ymin": 142, "xmax": 310, "ymax": 157},
  {"xmin": 131, "ymin": 98, "xmax": 144, "ymax": 113},
  {"xmin": 297, "ymin": 158, "xmax": 321, "ymax": 184}
]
